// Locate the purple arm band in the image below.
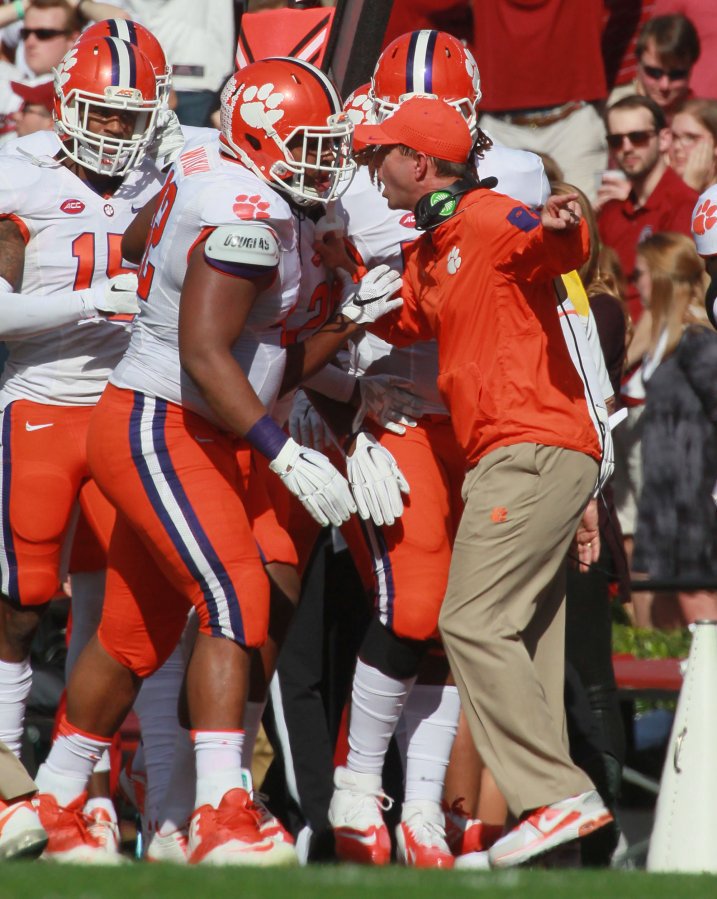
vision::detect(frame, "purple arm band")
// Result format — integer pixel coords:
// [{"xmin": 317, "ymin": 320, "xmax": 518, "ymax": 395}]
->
[{"xmin": 245, "ymin": 414, "xmax": 289, "ymax": 460}]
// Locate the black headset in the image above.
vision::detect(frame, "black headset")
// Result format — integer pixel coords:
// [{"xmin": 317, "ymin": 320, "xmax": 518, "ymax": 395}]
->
[{"xmin": 413, "ymin": 174, "xmax": 497, "ymax": 231}]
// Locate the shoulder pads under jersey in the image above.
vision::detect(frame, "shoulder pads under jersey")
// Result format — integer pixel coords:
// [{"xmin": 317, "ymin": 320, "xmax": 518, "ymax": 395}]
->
[{"xmin": 204, "ymin": 222, "xmax": 280, "ymax": 278}]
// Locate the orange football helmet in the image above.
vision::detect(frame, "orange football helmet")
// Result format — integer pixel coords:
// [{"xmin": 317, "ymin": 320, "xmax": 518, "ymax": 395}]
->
[
  {"xmin": 343, "ymin": 82, "xmax": 375, "ymax": 126},
  {"xmin": 77, "ymin": 18, "xmax": 172, "ymax": 105},
  {"xmin": 54, "ymin": 36, "xmax": 160, "ymax": 176},
  {"xmin": 219, "ymin": 57, "xmax": 355, "ymax": 206},
  {"xmin": 370, "ymin": 30, "xmax": 482, "ymax": 136}
]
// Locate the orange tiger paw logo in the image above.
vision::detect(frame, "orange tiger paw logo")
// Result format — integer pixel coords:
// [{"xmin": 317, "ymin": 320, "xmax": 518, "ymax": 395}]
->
[
  {"xmin": 692, "ymin": 199, "xmax": 717, "ymax": 235},
  {"xmin": 233, "ymin": 194, "xmax": 271, "ymax": 220}
]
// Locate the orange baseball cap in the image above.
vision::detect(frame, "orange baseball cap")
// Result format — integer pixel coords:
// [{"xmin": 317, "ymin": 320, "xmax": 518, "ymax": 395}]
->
[{"xmin": 353, "ymin": 96, "xmax": 473, "ymax": 163}]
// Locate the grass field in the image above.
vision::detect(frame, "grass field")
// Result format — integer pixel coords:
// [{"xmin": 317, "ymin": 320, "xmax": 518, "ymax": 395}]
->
[{"xmin": 0, "ymin": 864, "xmax": 715, "ymax": 899}]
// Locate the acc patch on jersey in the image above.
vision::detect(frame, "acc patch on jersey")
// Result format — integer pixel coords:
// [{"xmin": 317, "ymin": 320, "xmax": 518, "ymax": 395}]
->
[{"xmin": 507, "ymin": 206, "xmax": 540, "ymax": 232}]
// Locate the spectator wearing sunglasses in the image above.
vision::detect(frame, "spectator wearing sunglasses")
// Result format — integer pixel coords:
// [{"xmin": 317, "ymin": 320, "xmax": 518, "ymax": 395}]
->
[
  {"xmin": 652, "ymin": 0, "xmax": 715, "ymax": 101},
  {"xmin": 610, "ymin": 14, "xmax": 700, "ymax": 126},
  {"xmin": 18, "ymin": 0, "xmax": 80, "ymax": 77},
  {"xmin": 599, "ymin": 94, "xmax": 699, "ymax": 327},
  {"xmin": 598, "ymin": 94, "xmax": 698, "ymax": 585}
]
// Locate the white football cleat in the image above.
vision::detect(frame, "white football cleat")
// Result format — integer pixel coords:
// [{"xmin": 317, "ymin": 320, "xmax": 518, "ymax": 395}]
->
[
  {"xmin": 253, "ymin": 794, "xmax": 294, "ymax": 846},
  {"xmin": 328, "ymin": 766, "xmax": 393, "ymax": 865},
  {"xmin": 396, "ymin": 799, "xmax": 454, "ymax": 868},
  {"xmin": 34, "ymin": 792, "xmax": 123, "ymax": 864},
  {"xmin": 188, "ymin": 788, "xmax": 297, "ymax": 867},
  {"xmin": 146, "ymin": 826, "xmax": 189, "ymax": 863},
  {"xmin": 86, "ymin": 805, "xmax": 125, "ymax": 863},
  {"xmin": 0, "ymin": 797, "xmax": 48, "ymax": 860}
]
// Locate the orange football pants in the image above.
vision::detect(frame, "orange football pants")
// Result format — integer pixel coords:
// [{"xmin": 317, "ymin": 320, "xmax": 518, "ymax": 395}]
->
[
  {"xmin": 87, "ymin": 385, "xmax": 270, "ymax": 678},
  {"xmin": 0, "ymin": 400, "xmax": 115, "ymax": 606},
  {"xmin": 358, "ymin": 416, "xmax": 465, "ymax": 640}
]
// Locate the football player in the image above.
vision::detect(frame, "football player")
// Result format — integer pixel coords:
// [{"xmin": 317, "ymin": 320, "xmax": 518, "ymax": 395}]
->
[
  {"xmin": 0, "ymin": 33, "xmax": 164, "ymax": 863},
  {"xmin": 30, "ymin": 57, "xmax": 402, "ymax": 867}
]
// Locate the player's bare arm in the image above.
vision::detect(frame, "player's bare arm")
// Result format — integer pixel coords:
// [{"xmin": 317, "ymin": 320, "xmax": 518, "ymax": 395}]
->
[
  {"xmin": 178, "ymin": 240, "xmax": 275, "ymax": 436},
  {"xmin": 0, "ymin": 220, "xmax": 26, "ymax": 290}
]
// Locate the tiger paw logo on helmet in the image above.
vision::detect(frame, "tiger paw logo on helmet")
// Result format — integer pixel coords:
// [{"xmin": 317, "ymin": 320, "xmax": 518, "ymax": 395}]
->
[
  {"xmin": 447, "ymin": 246, "xmax": 462, "ymax": 275},
  {"xmin": 692, "ymin": 198, "xmax": 717, "ymax": 236},
  {"xmin": 54, "ymin": 47, "xmax": 78, "ymax": 89},
  {"xmin": 239, "ymin": 83, "xmax": 285, "ymax": 129},
  {"xmin": 233, "ymin": 194, "xmax": 271, "ymax": 220}
]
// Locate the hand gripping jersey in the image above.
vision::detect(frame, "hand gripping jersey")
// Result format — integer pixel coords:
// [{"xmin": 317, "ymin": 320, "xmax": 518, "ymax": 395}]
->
[
  {"xmin": 0, "ymin": 130, "xmax": 164, "ymax": 407},
  {"xmin": 335, "ymin": 145, "xmax": 549, "ymax": 415},
  {"xmin": 111, "ymin": 140, "xmax": 301, "ymax": 425}
]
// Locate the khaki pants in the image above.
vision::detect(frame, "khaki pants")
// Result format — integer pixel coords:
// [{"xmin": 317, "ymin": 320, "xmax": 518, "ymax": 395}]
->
[
  {"xmin": 0, "ymin": 741, "xmax": 36, "ymax": 801},
  {"xmin": 439, "ymin": 444, "xmax": 598, "ymax": 816}
]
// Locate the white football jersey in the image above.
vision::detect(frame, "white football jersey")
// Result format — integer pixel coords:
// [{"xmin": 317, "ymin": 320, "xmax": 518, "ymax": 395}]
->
[
  {"xmin": 335, "ymin": 146, "xmax": 549, "ymax": 415},
  {"xmin": 0, "ymin": 132, "xmax": 165, "ymax": 408},
  {"xmin": 112, "ymin": 141, "xmax": 301, "ymax": 425}
]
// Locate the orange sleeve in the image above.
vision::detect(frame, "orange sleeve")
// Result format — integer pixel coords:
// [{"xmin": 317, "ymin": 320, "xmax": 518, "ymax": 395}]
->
[
  {"xmin": 368, "ymin": 261, "xmax": 433, "ymax": 347},
  {"xmin": 475, "ymin": 194, "xmax": 589, "ymax": 283}
]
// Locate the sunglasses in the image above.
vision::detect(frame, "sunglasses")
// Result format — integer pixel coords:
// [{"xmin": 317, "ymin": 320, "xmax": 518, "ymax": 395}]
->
[
  {"xmin": 20, "ymin": 27, "xmax": 71, "ymax": 41},
  {"xmin": 640, "ymin": 62, "xmax": 690, "ymax": 81},
  {"xmin": 606, "ymin": 130, "xmax": 656, "ymax": 150}
]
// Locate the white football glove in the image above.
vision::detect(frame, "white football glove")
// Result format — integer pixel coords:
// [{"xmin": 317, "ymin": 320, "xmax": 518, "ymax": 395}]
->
[
  {"xmin": 84, "ymin": 273, "xmax": 140, "ymax": 316},
  {"xmin": 288, "ymin": 390, "xmax": 335, "ymax": 452},
  {"xmin": 269, "ymin": 437, "xmax": 356, "ymax": 527},
  {"xmin": 339, "ymin": 264, "xmax": 403, "ymax": 325},
  {"xmin": 595, "ymin": 405, "xmax": 614, "ymax": 494},
  {"xmin": 354, "ymin": 374, "xmax": 424, "ymax": 435},
  {"xmin": 149, "ymin": 108, "xmax": 185, "ymax": 171},
  {"xmin": 347, "ymin": 432, "xmax": 410, "ymax": 527}
]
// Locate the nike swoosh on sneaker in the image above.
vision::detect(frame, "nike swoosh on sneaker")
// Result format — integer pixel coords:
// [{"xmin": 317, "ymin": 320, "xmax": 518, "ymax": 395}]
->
[
  {"xmin": 335, "ymin": 828, "xmax": 380, "ymax": 846},
  {"xmin": 25, "ymin": 422, "xmax": 54, "ymax": 431},
  {"xmin": 535, "ymin": 807, "xmax": 577, "ymax": 834}
]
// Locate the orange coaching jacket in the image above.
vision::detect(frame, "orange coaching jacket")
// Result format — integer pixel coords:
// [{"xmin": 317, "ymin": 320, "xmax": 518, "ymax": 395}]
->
[{"xmin": 371, "ymin": 188, "xmax": 601, "ymax": 469}]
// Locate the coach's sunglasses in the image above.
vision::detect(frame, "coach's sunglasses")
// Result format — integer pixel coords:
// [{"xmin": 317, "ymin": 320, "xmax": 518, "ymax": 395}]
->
[
  {"xmin": 640, "ymin": 62, "xmax": 690, "ymax": 82},
  {"xmin": 606, "ymin": 130, "xmax": 656, "ymax": 150},
  {"xmin": 20, "ymin": 27, "xmax": 71, "ymax": 41}
]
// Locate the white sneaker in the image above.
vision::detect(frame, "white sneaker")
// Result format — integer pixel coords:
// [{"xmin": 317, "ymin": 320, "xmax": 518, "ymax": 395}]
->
[
  {"xmin": 488, "ymin": 790, "xmax": 613, "ymax": 869},
  {"xmin": 396, "ymin": 800, "xmax": 454, "ymax": 868},
  {"xmin": 454, "ymin": 850, "xmax": 492, "ymax": 870},
  {"xmin": 86, "ymin": 805, "xmax": 124, "ymax": 862},
  {"xmin": 146, "ymin": 827, "xmax": 189, "ymax": 863},
  {"xmin": 188, "ymin": 788, "xmax": 297, "ymax": 867},
  {"xmin": 253, "ymin": 794, "xmax": 294, "ymax": 845},
  {"xmin": 328, "ymin": 766, "xmax": 393, "ymax": 865},
  {"xmin": 0, "ymin": 797, "xmax": 48, "ymax": 860}
]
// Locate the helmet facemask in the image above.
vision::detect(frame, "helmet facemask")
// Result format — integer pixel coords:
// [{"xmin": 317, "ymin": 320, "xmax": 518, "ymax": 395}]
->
[{"xmin": 56, "ymin": 84, "xmax": 159, "ymax": 176}]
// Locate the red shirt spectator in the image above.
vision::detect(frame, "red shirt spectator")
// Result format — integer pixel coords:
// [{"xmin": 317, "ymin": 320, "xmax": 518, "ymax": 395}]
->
[
  {"xmin": 470, "ymin": 0, "xmax": 606, "ymax": 112},
  {"xmin": 382, "ymin": 0, "xmax": 472, "ymax": 47},
  {"xmin": 599, "ymin": 166, "xmax": 698, "ymax": 321}
]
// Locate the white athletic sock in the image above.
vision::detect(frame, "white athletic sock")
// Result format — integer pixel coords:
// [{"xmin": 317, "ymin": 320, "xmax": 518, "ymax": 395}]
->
[
  {"xmin": 93, "ymin": 748, "xmax": 111, "ymax": 774},
  {"xmin": 65, "ymin": 571, "xmax": 105, "ymax": 675},
  {"xmin": 35, "ymin": 718, "xmax": 112, "ymax": 806},
  {"xmin": 0, "ymin": 657, "xmax": 32, "ymax": 757},
  {"xmin": 241, "ymin": 700, "xmax": 266, "ymax": 770},
  {"xmin": 403, "ymin": 684, "xmax": 461, "ymax": 805},
  {"xmin": 346, "ymin": 659, "xmax": 416, "ymax": 776},
  {"xmin": 192, "ymin": 729, "xmax": 246, "ymax": 808},
  {"xmin": 133, "ymin": 642, "xmax": 185, "ymax": 832},
  {"xmin": 157, "ymin": 728, "xmax": 195, "ymax": 836}
]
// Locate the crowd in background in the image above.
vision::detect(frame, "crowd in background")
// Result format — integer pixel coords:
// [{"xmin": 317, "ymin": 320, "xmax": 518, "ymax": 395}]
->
[{"xmin": 0, "ymin": 0, "xmax": 715, "ymax": 871}]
